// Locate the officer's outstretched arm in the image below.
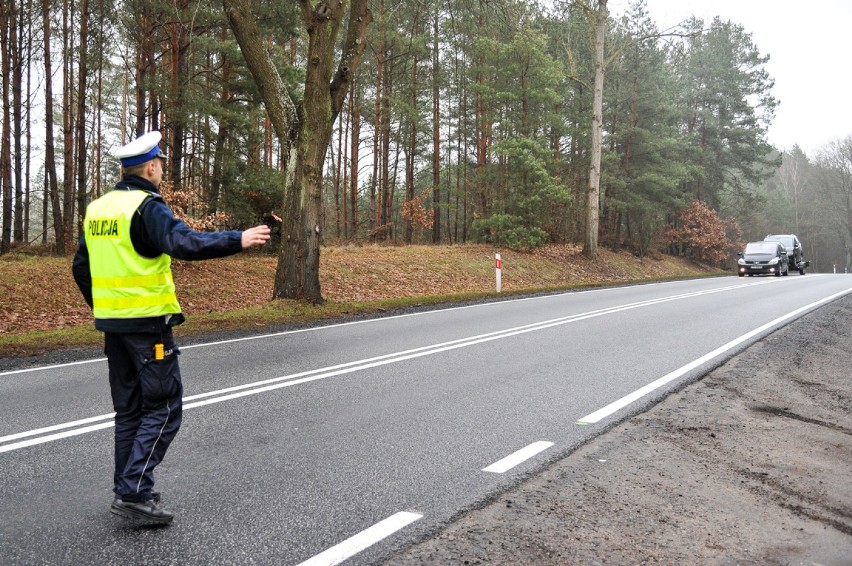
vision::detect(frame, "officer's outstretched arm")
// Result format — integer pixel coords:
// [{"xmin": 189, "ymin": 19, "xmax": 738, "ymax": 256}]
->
[{"xmin": 241, "ymin": 225, "xmax": 272, "ymax": 250}]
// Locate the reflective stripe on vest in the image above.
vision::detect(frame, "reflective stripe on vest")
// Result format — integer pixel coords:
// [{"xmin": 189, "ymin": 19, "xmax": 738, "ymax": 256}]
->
[{"xmin": 84, "ymin": 189, "xmax": 182, "ymax": 320}]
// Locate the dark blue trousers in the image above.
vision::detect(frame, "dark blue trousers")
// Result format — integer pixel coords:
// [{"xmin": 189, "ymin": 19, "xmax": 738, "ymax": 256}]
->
[{"xmin": 105, "ymin": 331, "xmax": 183, "ymax": 503}]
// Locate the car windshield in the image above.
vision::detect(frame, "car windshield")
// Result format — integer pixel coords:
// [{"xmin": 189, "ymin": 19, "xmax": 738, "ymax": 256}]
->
[
  {"xmin": 766, "ymin": 236, "xmax": 794, "ymax": 248},
  {"xmin": 744, "ymin": 242, "xmax": 778, "ymax": 254}
]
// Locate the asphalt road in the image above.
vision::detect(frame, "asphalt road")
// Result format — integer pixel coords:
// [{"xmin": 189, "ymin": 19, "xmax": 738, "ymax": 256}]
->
[{"xmin": 2, "ymin": 275, "xmax": 851, "ymax": 565}]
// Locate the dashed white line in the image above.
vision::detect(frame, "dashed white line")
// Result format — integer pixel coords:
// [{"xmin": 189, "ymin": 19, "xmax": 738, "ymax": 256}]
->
[
  {"xmin": 296, "ymin": 511, "xmax": 422, "ymax": 566},
  {"xmin": 483, "ymin": 441, "xmax": 554, "ymax": 473}
]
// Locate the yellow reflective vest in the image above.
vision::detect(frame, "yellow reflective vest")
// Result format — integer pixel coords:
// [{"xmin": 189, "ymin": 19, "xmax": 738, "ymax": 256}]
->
[{"xmin": 84, "ymin": 190, "xmax": 181, "ymax": 320}]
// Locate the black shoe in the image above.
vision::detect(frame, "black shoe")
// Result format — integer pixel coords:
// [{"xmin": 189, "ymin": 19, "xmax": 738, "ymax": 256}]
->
[{"xmin": 110, "ymin": 498, "xmax": 174, "ymax": 525}]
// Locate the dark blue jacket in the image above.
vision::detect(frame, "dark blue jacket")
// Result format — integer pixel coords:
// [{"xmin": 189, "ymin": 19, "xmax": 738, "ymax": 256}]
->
[{"xmin": 73, "ymin": 175, "xmax": 244, "ymax": 333}]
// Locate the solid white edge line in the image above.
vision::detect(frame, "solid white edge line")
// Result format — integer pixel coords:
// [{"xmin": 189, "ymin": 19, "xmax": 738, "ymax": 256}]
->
[
  {"xmin": 296, "ymin": 511, "xmax": 423, "ymax": 566},
  {"xmin": 182, "ymin": 285, "xmax": 740, "ymax": 404},
  {"xmin": 577, "ymin": 287, "xmax": 852, "ymax": 425},
  {"xmin": 0, "ymin": 280, "xmax": 825, "ymax": 452},
  {"xmin": 482, "ymin": 441, "xmax": 554, "ymax": 474}
]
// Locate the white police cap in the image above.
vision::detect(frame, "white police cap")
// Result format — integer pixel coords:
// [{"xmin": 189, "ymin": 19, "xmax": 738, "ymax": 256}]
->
[{"xmin": 114, "ymin": 131, "xmax": 168, "ymax": 167}]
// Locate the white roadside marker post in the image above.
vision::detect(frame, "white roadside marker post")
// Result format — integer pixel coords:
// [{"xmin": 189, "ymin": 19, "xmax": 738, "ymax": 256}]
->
[{"xmin": 496, "ymin": 253, "xmax": 502, "ymax": 292}]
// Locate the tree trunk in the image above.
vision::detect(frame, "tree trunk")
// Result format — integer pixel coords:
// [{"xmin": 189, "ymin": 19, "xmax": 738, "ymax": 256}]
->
[
  {"xmin": 334, "ymin": 108, "xmax": 344, "ymax": 239},
  {"xmin": 224, "ymin": 0, "xmax": 371, "ymax": 303},
  {"xmin": 349, "ymin": 80, "xmax": 360, "ymax": 240},
  {"xmin": 299, "ymin": 3, "xmax": 337, "ymax": 300},
  {"xmin": 93, "ymin": 0, "xmax": 103, "ymax": 199},
  {"xmin": 404, "ymin": 50, "xmax": 418, "ymax": 244},
  {"xmin": 135, "ymin": 13, "xmax": 154, "ymax": 136},
  {"xmin": 11, "ymin": 0, "xmax": 23, "ymax": 243},
  {"xmin": 208, "ymin": 43, "xmax": 232, "ymax": 214},
  {"xmin": 341, "ymin": 104, "xmax": 348, "ymax": 240},
  {"xmin": 380, "ymin": 51, "xmax": 392, "ymax": 233},
  {"xmin": 299, "ymin": 0, "xmax": 372, "ymax": 301},
  {"xmin": 370, "ymin": 2, "xmax": 383, "ymax": 234},
  {"xmin": 0, "ymin": 0, "xmax": 11, "ymax": 253},
  {"xmin": 169, "ymin": 0, "xmax": 189, "ymax": 186},
  {"xmin": 42, "ymin": 0, "xmax": 62, "ymax": 251},
  {"xmin": 277, "ymin": 144, "xmax": 304, "ymax": 300},
  {"xmin": 24, "ymin": 2, "xmax": 32, "ymax": 238},
  {"xmin": 224, "ymin": 0, "xmax": 302, "ymax": 298},
  {"xmin": 474, "ymin": 1, "xmax": 491, "ymax": 220},
  {"xmin": 75, "ymin": 0, "xmax": 88, "ymax": 237},
  {"xmin": 583, "ymin": 0, "xmax": 607, "ymax": 259},
  {"xmin": 61, "ymin": 0, "xmax": 75, "ymax": 250},
  {"xmin": 432, "ymin": 10, "xmax": 440, "ymax": 244}
]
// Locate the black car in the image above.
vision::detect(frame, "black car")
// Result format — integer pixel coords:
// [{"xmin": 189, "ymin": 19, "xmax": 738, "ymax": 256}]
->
[{"xmin": 738, "ymin": 241, "xmax": 789, "ymax": 277}]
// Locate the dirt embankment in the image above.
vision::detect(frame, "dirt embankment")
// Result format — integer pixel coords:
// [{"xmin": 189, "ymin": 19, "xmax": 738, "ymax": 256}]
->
[
  {"xmin": 388, "ymin": 294, "xmax": 852, "ymax": 565},
  {"xmin": 1, "ymin": 244, "xmax": 716, "ymax": 336}
]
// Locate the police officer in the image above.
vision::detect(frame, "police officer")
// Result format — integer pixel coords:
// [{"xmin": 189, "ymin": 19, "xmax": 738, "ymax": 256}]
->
[{"xmin": 72, "ymin": 131, "xmax": 271, "ymax": 525}]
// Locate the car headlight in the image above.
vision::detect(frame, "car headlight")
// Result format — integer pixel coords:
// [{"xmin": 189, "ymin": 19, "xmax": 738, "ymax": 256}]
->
[
  {"xmin": 737, "ymin": 258, "xmax": 745, "ymax": 265},
  {"xmin": 768, "ymin": 257, "xmax": 779, "ymax": 265}
]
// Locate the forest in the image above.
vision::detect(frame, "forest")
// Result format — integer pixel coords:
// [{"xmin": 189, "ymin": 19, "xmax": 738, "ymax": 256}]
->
[{"xmin": 1, "ymin": 0, "xmax": 851, "ymax": 300}]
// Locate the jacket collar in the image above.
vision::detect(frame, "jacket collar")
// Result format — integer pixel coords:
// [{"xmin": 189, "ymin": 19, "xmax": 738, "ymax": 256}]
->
[{"xmin": 117, "ymin": 175, "xmax": 160, "ymax": 194}]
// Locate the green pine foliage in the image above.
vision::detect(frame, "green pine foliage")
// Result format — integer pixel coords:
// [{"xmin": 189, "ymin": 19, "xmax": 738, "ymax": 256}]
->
[{"xmin": 8, "ymin": 0, "xmax": 820, "ymax": 268}]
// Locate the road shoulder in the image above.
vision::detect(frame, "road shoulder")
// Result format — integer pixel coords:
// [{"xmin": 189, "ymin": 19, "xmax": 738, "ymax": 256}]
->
[{"xmin": 389, "ymin": 295, "xmax": 852, "ymax": 564}]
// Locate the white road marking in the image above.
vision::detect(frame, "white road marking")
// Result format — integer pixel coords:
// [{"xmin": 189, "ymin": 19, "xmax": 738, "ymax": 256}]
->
[
  {"xmin": 577, "ymin": 288, "xmax": 852, "ymax": 424},
  {"xmin": 0, "ymin": 422, "xmax": 116, "ymax": 453},
  {"xmin": 0, "ymin": 277, "xmax": 763, "ymax": 378},
  {"xmin": 0, "ymin": 412, "xmax": 117, "ymax": 444},
  {"xmin": 1, "ymin": 288, "xmax": 568, "ymax": 377},
  {"xmin": 483, "ymin": 441, "xmax": 554, "ymax": 473},
  {"xmin": 296, "ymin": 511, "xmax": 422, "ymax": 566},
  {"xmin": 0, "ymin": 280, "xmax": 830, "ymax": 454}
]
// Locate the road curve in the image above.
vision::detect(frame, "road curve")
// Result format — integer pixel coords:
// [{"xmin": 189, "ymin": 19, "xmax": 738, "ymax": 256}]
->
[{"xmin": 1, "ymin": 275, "xmax": 851, "ymax": 565}]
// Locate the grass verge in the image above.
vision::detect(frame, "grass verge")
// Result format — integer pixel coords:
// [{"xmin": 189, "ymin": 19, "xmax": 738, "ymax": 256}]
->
[{"xmin": 0, "ymin": 274, "xmax": 723, "ymax": 359}]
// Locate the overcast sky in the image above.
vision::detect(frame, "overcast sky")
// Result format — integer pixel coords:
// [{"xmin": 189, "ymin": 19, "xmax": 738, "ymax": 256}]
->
[{"xmin": 607, "ymin": 0, "xmax": 852, "ymax": 157}]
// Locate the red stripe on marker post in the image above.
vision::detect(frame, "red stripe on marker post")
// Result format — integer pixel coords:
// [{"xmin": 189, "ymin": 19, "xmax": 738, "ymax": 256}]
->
[{"xmin": 495, "ymin": 253, "xmax": 502, "ymax": 292}]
